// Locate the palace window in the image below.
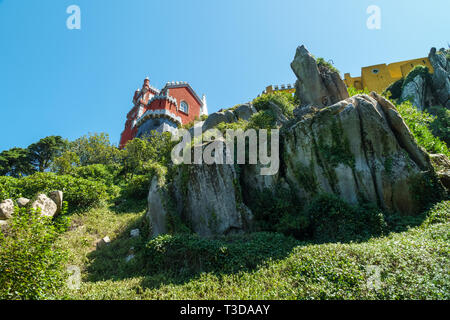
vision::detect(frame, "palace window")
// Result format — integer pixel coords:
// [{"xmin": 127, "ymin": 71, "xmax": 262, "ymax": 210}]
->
[{"xmin": 180, "ymin": 101, "xmax": 189, "ymax": 114}]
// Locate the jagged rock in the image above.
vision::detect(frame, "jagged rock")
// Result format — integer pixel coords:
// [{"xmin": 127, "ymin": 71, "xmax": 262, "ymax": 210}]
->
[
  {"xmin": 0, "ymin": 199, "xmax": 14, "ymax": 220},
  {"xmin": 175, "ymin": 157, "xmax": 252, "ymax": 236},
  {"xmin": 233, "ymin": 103, "xmax": 257, "ymax": 121},
  {"xmin": 281, "ymin": 92, "xmax": 437, "ymax": 215},
  {"xmin": 430, "ymin": 153, "xmax": 450, "ymax": 171},
  {"xmin": 202, "ymin": 109, "xmax": 237, "ymax": 131},
  {"xmin": 146, "ymin": 177, "xmax": 169, "ymax": 238},
  {"xmin": 49, "ymin": 191, "xmax": 63, "ymax": 215},
  {"xmin": 16, "ymin": 197, "xmax": 30, "ymax": 208},
  {"xmin": 430, "ymin": 153, "xmax": 450, "ymax": 190},
  {"xmin": 31, "ymin": 194, "xmax": 58, "ymax": 218},
  {"xmin": 0, "ymin": 219, "xmax": 8, "ymax": 233},
  {"xmin": 293, "ymin": 105, "xmax": 319, "ymax": 119},
  {"xmin": 147, "ymin": 146, "xmax": 253, "ymax": 237},
  {"xmin": 290, "ymin": 45, "xmax": 348, "ymax": 109},
  {"xmin": 96, "ymin": 236, "xmax": 111, "ymax": 248},
  {"xmin": 429, "ymin": 47, "xmax": 450, "ymax": 109},
  {"xmin": 0, "ymin": 200, "xmax": 14, "ymax": 220},
  {"xmin": 400, "ymin": 74, "xmax": 429, "ymax": 110},
  {"xmin": 130, "ymin": 228, "xmax": 140, "ymax": 238}
]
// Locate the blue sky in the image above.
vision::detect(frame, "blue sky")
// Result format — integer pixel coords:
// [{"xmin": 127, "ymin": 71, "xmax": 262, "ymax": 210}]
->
[{"xmin": 0, "ymin": 0, "xmax": 448, "ymax": 151}]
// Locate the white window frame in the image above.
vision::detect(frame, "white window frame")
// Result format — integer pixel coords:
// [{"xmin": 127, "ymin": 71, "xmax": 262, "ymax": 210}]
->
[{"xmin": 180, "ymin": 100, "xmax": 189, "ymax": 114}]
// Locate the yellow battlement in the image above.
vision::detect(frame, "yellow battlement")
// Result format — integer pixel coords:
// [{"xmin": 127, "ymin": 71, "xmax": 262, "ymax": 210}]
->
[
  {"xmin": 260, "ymin": 57, "xmax": 434, "ymax": 98},
  {"xmin": 344, "ymin": 57, "xmax": 434, "ymax": 93}
]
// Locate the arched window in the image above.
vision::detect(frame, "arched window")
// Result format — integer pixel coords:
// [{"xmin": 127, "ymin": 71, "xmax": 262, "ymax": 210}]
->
[{"xmin": 180, "ymin": 101, "xmax": 189, "ymax": 114}]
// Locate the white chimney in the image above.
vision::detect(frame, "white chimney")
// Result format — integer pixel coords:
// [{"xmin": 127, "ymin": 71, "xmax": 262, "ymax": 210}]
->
[{"xmin": 201, "ymin": 94, "xmax": 208, "ymax": 116}]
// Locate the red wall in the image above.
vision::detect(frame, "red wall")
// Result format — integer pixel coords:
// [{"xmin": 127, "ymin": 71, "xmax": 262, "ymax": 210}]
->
[{"xmin": 119, "ymin": 85, "xmax": 202, "ymax": 149}]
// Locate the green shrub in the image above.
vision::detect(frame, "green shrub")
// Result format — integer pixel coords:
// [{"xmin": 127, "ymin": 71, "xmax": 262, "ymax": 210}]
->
[
  {"xmin": 252, "ymin": 91, "xmax": 295, "ymax": 118},
  {"xmin": 396, "ymin": 101, "xmax": 449, "ymax": 156},
  {"xmin": 402, "ymin": 65, "xmax": 431, "ymax": 91},
  {"xmin": 347, "ymin": 86, "xmax": 370, "ymax": 97},
  {"xmin": 244, "ymin": 187, "xmax": 308, "ymax": 238},
  {"xmin": 383, "ymin": 78, "xmax": 404, "ymax": 100},
  {"xmin": 316, "ymin": 57, "xmax": 339, "ymax": 74},
  {"xmin": 428, "ymin": 105, "xmax": 450, "ymax": 146},
  {"xmin": 305, "ymin": 194, "xmax": 387, "ymax": 243},
  {"xmin": 0, "ymin": 176, "xmax": 21, "ymax": 201},
  {"xmin": 144, "ymin": 232, "xmax": 298, "ymax": 276},
  {"xmin": 422, "ymin": 200, "xmax": 450, "ymax": 226},
  {"xmin": 72, "ymin": 164, "xmax": 117, "ymax": 186},
  {"xmin": 122, "ymin": 175, "xmax": 151, "ymax": 200},
  {"xmin": 247, "ymin": 110, "xmax": 277, "ymax": 129},
  {"xmin": 0, "ymin": 205, "xmax": 70, "ymax": 299},
  {"xmin": 0, "ymin": 172, "xmax": 109, "ymax": 210}
]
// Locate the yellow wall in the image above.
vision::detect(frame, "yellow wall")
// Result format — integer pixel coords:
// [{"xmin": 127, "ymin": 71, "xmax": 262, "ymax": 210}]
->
[
  {"xmin": 261, "ymin": 57, "xmax": 434, "ymax": 98},
  {"xmin": 344, "ymin": 57, "xmax": 434, "ymax": 93}
]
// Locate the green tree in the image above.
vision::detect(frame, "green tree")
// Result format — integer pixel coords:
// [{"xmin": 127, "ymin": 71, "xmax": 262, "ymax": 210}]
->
[
  {"xmin": 51, "ymin": 151, "xmax": 81, "ymax": 175},
  {"xmin": 69, "ymin": 133, "xmax": 121, "ymax": 166},
  {"xmin": 27, "ymin": 136, "xmax": 68, "ymax": 172},
  {"xmin": 0, "ymin": 148, "xmax": 35, "ymax": 177}
]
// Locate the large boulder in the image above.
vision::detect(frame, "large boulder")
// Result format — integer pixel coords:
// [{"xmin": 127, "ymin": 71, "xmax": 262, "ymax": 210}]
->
[
  {"xmin": 428, "ymin": 47, "xmax": 450, "ymax": 109},
  {"xmin": 31, "ymin": 194, "xmax": 58, "ymax": 218},
  {"xmin": 0, "ymin": 199, "xmax": 14, "ymax": 220},
  {"xmin": 16, "ymin": 197, "xmax": 30, "ymax": 208},
  {"xmin": 281, "ymin": 92, "xmax": 438, "ymax": 215},
  {"xmin": 147, "ymin": 146, "xmax": 253, "ymax": 237},
  {"xmin": 430, "ymin": 153, "xmax": 450, "ymax": 190},
  {"xmin": 400, "ymin": 74, "xmax": 429, "ymax": 111},
  {"xmin": 49, "ymin": 190, "xmax": 63, "ymax": 215},
  {"xmin": 202, "ymin": 109, "xmax": 237, "ymax": 131},
  {"xmin": 233, "ymin": 103, "xmax": 257, "ymax": 121},
  {"xmin": 146, "ymin": 177, "xmax": 169, "ymax": 238},
  {"xmin": 290, "ymin": 45, "xmax": 348, "ymax": 108}
]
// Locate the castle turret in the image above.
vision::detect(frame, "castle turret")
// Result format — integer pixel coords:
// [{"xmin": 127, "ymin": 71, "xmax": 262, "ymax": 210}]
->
[{"xmin": 201, "ymin": 94, "xmax": 208, "ymax": 116}]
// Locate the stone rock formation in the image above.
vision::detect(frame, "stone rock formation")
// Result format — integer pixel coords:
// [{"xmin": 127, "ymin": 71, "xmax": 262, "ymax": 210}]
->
[
  {"xmin": 400, "ymin": 74, "xmax": 430, "ymax": 111},
  {"xmin": 0, "ymin": 199, "xmax": 14, "ymax": 220},
  {"xmin": 395, "ymin": 47, "xmax": 449, "ymax": 111},
  {"xmin": 281, "ymin": 92, "xmax": 436, "ymax": 215},
  {"xmin": 145, "ymin": 44, "xmax": 446, "ymax": 238},
  {"xmin": 147, "ymin": 147, "xmax": 253, "ymax": 238},
  {"xmin": 429, "ymin": 47, "xmax": 450, "ymax": 109},
  {"xmin": 96, "ymin": 236, "xmax": 111, "ymax": 248},
  {"xmin": 201, "ymin": 103, "xmax": 257, "ymax": 132},
  {"xmin": 430, "ymin": 153, "xmax": 450, "ymax": 190},
  {"xmin": 146, "ymin": 177, "xmax": 168, "ymax": 237},
  {"xmin": 31, "ymin": 194, "xmax": 58, "ymax": 218},
  {"xmin": 49, "ymin": 190, "xmax": 63, "ymax": 215},
  {"xmin": 291, "ymin": 45, "xmax": 348, "ymax": 108},
  {"xmin": 16, "ymin": 197, "xmax": 30, "ymax": 208}
]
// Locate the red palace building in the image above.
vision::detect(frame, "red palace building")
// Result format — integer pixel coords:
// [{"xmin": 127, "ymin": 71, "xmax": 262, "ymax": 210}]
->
[{"xmin": 119, "ymin": 78, "xmax": 208, "ymax": 149}]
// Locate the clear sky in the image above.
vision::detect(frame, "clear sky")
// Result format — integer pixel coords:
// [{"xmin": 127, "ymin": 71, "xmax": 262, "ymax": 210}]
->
[{"xmin": 0, "ymin": 0, "xmax": 448, "ymax": 151}]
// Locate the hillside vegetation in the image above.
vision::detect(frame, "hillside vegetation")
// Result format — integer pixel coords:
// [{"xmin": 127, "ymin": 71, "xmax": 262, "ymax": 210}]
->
[{"xmin": 1, "ymin": 86, "xmax": 449, "ymax": 300}]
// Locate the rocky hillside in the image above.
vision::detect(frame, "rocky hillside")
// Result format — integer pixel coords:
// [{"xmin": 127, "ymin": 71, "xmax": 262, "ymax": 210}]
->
[{"xmin": 147, "ymin": 45, "xmax": 448, "ymax": 238}]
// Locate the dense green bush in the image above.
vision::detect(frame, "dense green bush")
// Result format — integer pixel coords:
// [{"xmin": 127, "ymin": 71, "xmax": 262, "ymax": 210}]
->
[
  {"xmin": 252, "ymin": 91, "xmax": 295, "ymax": 118},
  {"xmin": 429, "ymin": 105, "xmax": 450, "ymax": 146},
  {"xmin": 244, "ymin": 187, "xmax": 307, "ymax": 238},
  {"xmin": 0, "ymin": 205, "xmax": 70, "ymax": 299},
  {"xmin": 0, "ymin": 172, "xmax": 109, "ymax": 210},
  {"xmin": 122, "ymin": 175, "xmax": 151, "ymax": 200},
  {"xmin": 316, "ymin": 57, "xmax": 340, "ymax": 73},
  {"xmin": 304, "ymin": 194, "xmax": 387, "ymax": 243},
  {"xmin": 144, "ymin": 232, "xmax": 298, "ymax": 276},
  {"xmin": 396, "ymin": 101, "xmax": 449, "ymax": 156}
]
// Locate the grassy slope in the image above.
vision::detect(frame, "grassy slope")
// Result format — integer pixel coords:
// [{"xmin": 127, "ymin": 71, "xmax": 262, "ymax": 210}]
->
[{"xmin": 56, "ymin": 201, "xmax": 449, "ymax": 300}]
